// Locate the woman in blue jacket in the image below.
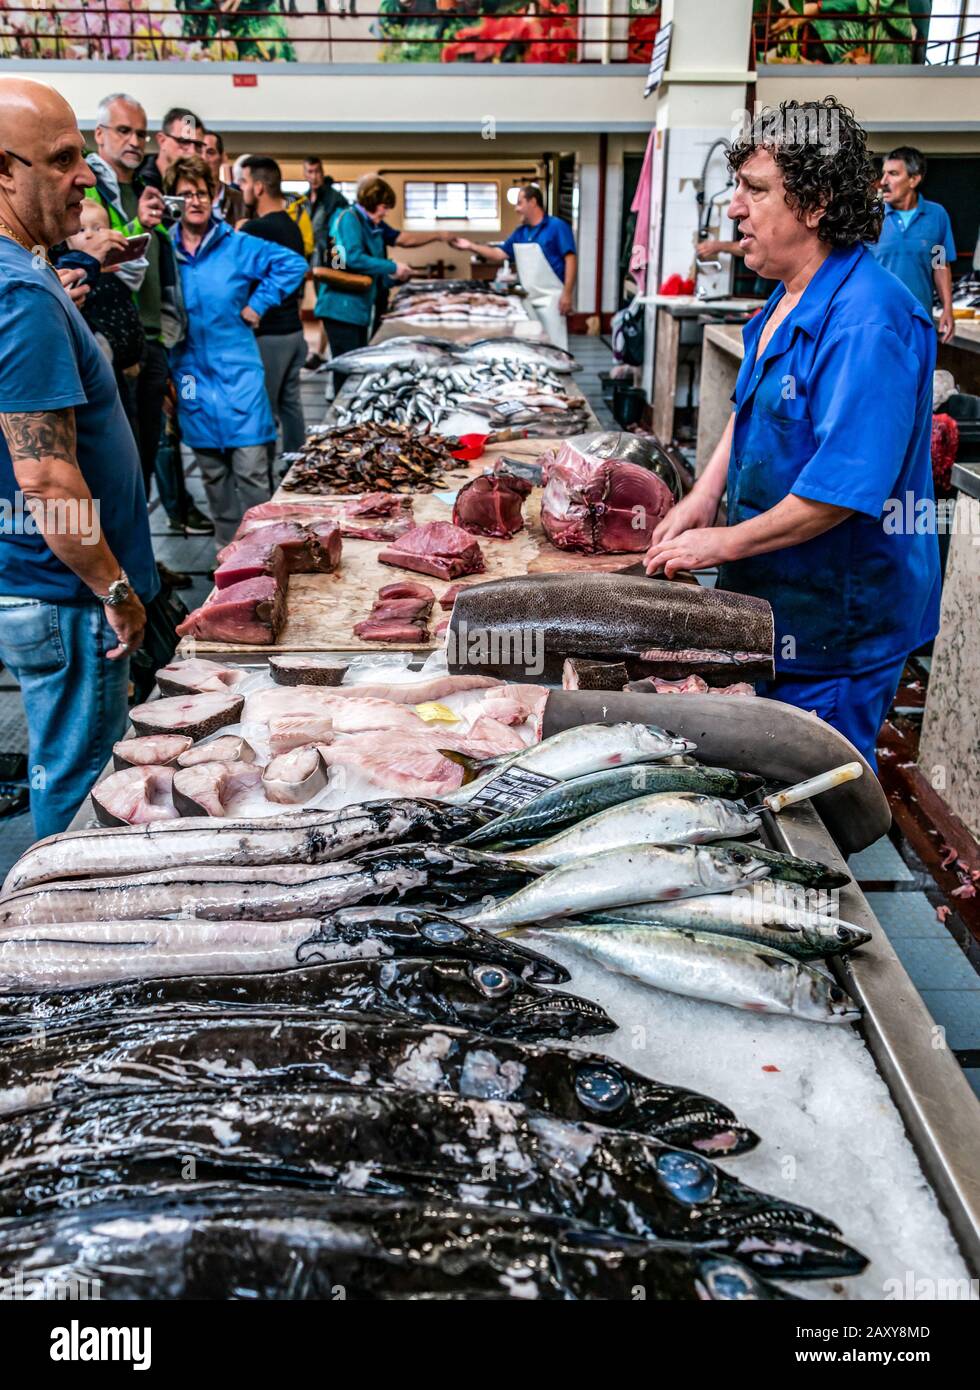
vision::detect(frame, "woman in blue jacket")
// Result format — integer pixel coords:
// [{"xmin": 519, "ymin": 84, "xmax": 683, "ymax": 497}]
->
[
  {"xmin": 313, "ymin": 176, "xmax": 411, "ymax": 394},
  {"xmin": 165, "ymin": 157, "xmax": 308, "ymax": 545}
]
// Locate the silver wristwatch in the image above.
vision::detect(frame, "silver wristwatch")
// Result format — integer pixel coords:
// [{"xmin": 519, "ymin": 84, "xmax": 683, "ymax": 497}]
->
[{"xmin": 95, "ymin": 571, "xmax": 132, "ymax": 608}]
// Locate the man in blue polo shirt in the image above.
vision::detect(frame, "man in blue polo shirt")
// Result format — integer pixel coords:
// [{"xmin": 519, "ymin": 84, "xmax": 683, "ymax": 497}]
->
[
  {"xmin": 0, "ymin": 77, "xmax": 157, "ymax": 835},
  {"xmin": 869, "ymin": 146, "xmax": 955, "ymax": 344},
  {"xmin": 452, "ymin": 185, "xmax": 578, "ymax": 348},
  {"xmin": 644, "ymin": 99, "xmax": 940, "ymax": 770}
]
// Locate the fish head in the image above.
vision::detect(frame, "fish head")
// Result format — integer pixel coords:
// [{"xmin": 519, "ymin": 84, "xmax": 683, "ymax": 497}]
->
[
  {"xmin": 694, "ymin": 1257, "xmax": 789, "ymax": 1301},
  {"xmin": 377, "ymin": 909, "xmax": 571, "ymax": 984},
  {"xmin": 807, "ymin": 921, "xmax": 872, "ymax": 955},
  {"xmin": 696, "ymin": 845, "xmax": 771, "ymax": 891},
  {"xmin": 628, "ymin": 1082, "xmax": 759, "ymax": 1156},
  {"xmin": 655, "ymin": 1154, "xmax": 869, "ymax": 1277},
  {"xmin": 432, "ymin": 960, "xmax": 615, "ymax": 1042},
  {"xmin": 793, "ymin": 969, "xmax": 862, "ymax": 1025}
]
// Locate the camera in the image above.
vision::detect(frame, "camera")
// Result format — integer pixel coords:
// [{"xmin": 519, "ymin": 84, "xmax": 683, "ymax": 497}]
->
[{"xmin": 162, "ymin": 194, "xmax": 187, "ymax": 220}]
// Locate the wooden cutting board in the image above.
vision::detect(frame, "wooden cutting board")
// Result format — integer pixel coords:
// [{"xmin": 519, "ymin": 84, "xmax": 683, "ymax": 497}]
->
[{"xmin": 186, "ymin": 440, "xmax": 650, "ymax": 656}]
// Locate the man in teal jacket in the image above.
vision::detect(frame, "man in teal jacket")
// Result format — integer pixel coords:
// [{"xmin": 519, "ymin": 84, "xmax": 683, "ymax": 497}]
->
[
  {"xmin": 313, "ymin": 176, "xmax": 412, "ymax": 395},
  {"xmin": 166, "ymin": 157, "xmax": 307, "ymax": 546}
]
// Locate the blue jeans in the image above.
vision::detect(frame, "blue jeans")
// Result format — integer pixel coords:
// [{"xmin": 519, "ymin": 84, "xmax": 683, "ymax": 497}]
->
[
  {"xmin": 759, "ymin": 655, "xmax": 908, "ymax": 772},
  {"xmin": 0, "ymin": 599, "xmax": 130, "ymax": 839}
]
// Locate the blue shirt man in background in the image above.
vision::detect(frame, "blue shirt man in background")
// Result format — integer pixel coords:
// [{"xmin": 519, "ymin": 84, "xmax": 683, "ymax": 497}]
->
[
  {"xmin": 0, "ymin": 77, "xmax": 157, "ymax": 836},
  {"xmin": 868, "ymin": 146, "xmax": 956, "ymax": 344},
  {"xmin": 452, "ymin": 185, "xmax": 578, "ymax": 319},
  {"xmin": 644, "ymin": 99, "xmax": 940, "ymax": 771}
]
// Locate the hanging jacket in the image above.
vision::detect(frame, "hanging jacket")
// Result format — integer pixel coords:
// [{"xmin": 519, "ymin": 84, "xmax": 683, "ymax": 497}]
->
[
  {"xmin": 170, "ymin": 217, "xmax": 307, "ymax": 449},
  {"xmin": 314, "ymin": 205, "xmax": 397, "ymax": 328},
  {"xmin": 84, "ymin": 152, "xmax": 187, "ymax": 349}
]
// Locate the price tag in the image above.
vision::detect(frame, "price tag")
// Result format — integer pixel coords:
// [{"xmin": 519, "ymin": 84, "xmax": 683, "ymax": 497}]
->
[
  {"xmin": 471, "ymin": 766, "xmax": 559, "ymax": 813},
  {"xmin": 493, "ymin": 400, "xmax": 529, "ymax": 418}
]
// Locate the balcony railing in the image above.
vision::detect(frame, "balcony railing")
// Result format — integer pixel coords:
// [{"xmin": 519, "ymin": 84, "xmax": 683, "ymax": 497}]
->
[
  {"xmin": 754, "ymin": 5, "xmax": 979, "ymax": 68},
  {"xmin": 0, "ymin": 1, "xmax": 662, "ymax": 64}
]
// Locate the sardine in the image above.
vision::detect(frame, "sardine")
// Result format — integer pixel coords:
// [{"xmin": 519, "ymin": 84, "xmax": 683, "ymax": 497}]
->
[
  {"xmin": 440, "ymin": 722, "xmax": 696, "ymax": 805},
  {"xmin": 536, "ymin": 923, "xmax": 860, "ymax": 1024},
  {"xmin": 0, "ymin": 1011, "xmax": 753, "ymax": 1153},
  {"xmin": 470, "ymin": 793, "xmax": 762, "ymax": 872},
  {"xmin": 581, "ymin": 890, "xmax": 872, "ymax": 960},
  {"xmin": 465, "ymin": 844, "xmax": 772, "ymax": 929},
  {"xmin": 0, "ymin": 1189, "xmax": 791, "ymax": 1300},
  {"xmin": 457, "ymin": 763, "xmax": 765, "ymax": 847},
  {"xmin": 457, "ymin": 339, "xmax": 580, "ymax": 373},
  {"xmin": 0, "ymin": 1087, "xmax": 866, "ymax": 1277},
  {"xmin": 2, "ymin": 799, "xmax": 487, "ymax": 895}
]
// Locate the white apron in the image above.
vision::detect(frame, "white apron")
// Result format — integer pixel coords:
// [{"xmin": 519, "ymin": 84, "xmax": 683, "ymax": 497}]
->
[{"xmin": 513, "ymin": 241, "xmax": 568, "ymax": 351}]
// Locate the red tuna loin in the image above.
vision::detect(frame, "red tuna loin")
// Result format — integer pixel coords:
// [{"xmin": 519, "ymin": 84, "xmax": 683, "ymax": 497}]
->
[
  {"xmin": 310, "ymin": 522, "xmax": 343, "ymax": 572},
  {"xmin": 176, "ymin": 577, "xmax": 286, "ymax": 647},
  {"xmin": 541, "ymin": 440, "xmax": 679, "ymax": 554},
  {"xmin": 452, "ymin": 469, "xmax": 531, "ymax": 539},
  {"xmin": 354, "ymin": 618, "xmax": 429, "ymax": 643},
  {"xmin": 214, "ymin": 541, "xmax": 288, "ymax": 591},
  {"xmin": 379, "ymin": 522, "xmax": 486, "ymax": 582},
  {"xmin": 344, "ymin": 493, "xmax": 414, "ymax": 520},
  {"xmin": 379, "ymin": 581, "xmax": 436, "ymax": 604}
]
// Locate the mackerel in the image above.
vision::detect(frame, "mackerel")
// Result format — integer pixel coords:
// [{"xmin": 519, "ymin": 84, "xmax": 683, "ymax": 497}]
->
[
  {"xmin": 2, "ymin": 799, "xmax": 486, "ymax": 895},
  {"xmin": 441, "ymin": 722, "xmax": 696, "ymax": 805},
  {"xmin": 457, "ymin": 763, "xmax": 765, "ymax": 848},
  {"xmin": 581, "ymin": 890, "xmax": 871, "ymax": 960},
  {"xmin": 713, "ymin": 841, "xmax": 850, "ymax": 890},
  {"xmin": 468, "ymin": 793, "xmax": 762, "ymax": 872},
  {"xmin": 536, "ymin": 923, "xmax": 860, "ymax": 1024},
  {"xmin": 464, "ymin": 843, "xmax": 771, "ymax": 929}
]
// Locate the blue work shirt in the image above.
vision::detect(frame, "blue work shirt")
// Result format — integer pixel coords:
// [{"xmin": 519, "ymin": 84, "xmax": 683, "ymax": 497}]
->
[
  {"xmin": 0, "ymin": 238, "xmax": 159, "ymax": 604},
  {"xmin": 867, "ymin": 198, "xmax": 956, "ymax": 316},
  {"xmin": 718, "ymin": 244, "xmax": 940, "ymax": 677},
  {"xmin": 502, "ymin": 215, "xmax": 576, "ymax": 283}
]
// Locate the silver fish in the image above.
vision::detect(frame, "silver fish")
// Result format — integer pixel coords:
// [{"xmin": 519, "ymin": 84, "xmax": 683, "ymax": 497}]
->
[
  {"xmin": 0, "ymin": 920, "xmax": 329, "ymax": 992},
  {"xmin": 465, "ymin": 844, "xmax": 771, "ymax": 929},
  {"xmin": 581, "ymin": 890, "xmax": 872, "ymax": 960},
  {"xmin": 441, "ymin": 723, "xmax": 696, "ymax": 805},
  {"xmin": 540, "ymin": 923, "xmax": 860, "ymax": 1025},
  {"xmin": 2, "ymin": 800, "xmax": 484, "ymax": 895},
  {"xmin": 458, "ymin": 339, "xmax": 580, "ymax": 374},
  {"xmin": 473, "ymin": 793, "xmax": 762, "ymax": 871}
]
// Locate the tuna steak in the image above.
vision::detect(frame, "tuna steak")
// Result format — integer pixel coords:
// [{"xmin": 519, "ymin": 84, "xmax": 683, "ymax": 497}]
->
[
  {"xmin": 129, "ymin": 690, "xmax": 246, "ymax": 741},
  {"xmin": 379, "ymin": 521, "xmax": 486, "ymax": 582},
  {"xmin": 448, "ymin": 573, "xmax": 774, "ymax": 685},
  {"xmin": 176, "ymin": 736, "xmax": 256, "ymax": 768},
  {"xmin": 213, "ymin": 540, "xmax": 288, "ymax": 591},
  {"xmin": 175, "ymin": 577, "xmax": 286, "ymax": 647}
]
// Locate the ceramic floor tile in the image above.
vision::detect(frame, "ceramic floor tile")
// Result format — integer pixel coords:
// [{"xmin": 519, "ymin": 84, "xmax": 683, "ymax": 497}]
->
[
  {"xmin": 917, "ymin": 991, "xmax": 980, "ymax": 1051},
  {"xmin": 864, "ymin": 892, "xmax": 951, "ymax": 940},
  {"xmin": 848, "ymin": 835, "xmax": 915, "ymax": 882},
  {"xmin": 890, "ymin": 936, "xmax": 980, "ymax": 992}
]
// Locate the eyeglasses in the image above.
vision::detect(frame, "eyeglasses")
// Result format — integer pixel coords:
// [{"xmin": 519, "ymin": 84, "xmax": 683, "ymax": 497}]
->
[
  {"xmin": 103, "ymin": 124, "xmax": 149, "ymax": 142},
  {"xmin": 3, "ymin": 149, "xmax": 32, "ymax": 168},
  {"xmin": 167, "ymin": 134, "xmax": 206, "ymax": 153},
  {"xmin": 180, "ymin": 190, "xmax": 212, "ymax": 204}
]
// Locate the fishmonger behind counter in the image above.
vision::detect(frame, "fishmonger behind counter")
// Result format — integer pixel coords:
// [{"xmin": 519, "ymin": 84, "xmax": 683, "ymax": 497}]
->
[{"xmin": 645, "ymin": 98, "xmax": 940, "ymax": 770}]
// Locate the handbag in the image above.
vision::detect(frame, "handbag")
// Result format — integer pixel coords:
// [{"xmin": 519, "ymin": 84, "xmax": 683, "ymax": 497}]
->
[{"xmin": 316, "ymin": 265, "xmax": 373, "ymax": 292}]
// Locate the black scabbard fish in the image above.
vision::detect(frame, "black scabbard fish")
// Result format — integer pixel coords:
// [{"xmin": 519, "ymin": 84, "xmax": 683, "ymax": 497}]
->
[
  {"xmin": 0, "ymin": 1087, "xmax": 865, "ymax": 1279},
  {"xmin": 0, "ymin": 1012, "xmax": 751, "ymax": 1155}
]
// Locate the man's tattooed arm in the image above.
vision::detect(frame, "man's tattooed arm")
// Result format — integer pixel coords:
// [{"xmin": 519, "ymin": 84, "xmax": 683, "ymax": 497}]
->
[{"xmin": 0, "ymin": 408, "xmax": 78, "ymax": 466}]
